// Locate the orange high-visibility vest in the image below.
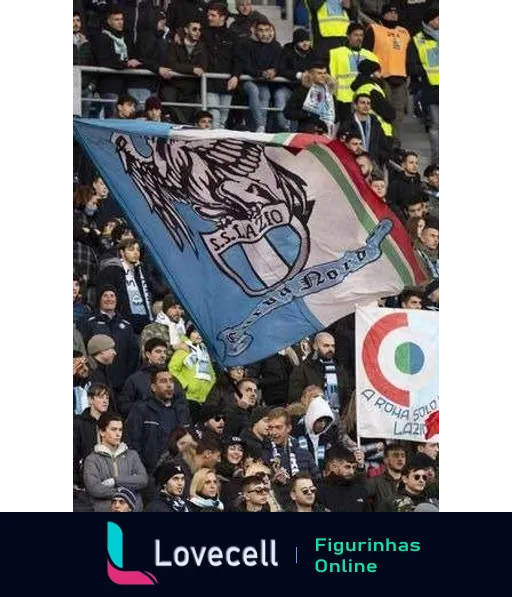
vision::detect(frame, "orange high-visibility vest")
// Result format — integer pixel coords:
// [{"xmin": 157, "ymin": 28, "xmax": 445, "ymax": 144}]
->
[{"xmin": 369, "ymin": 23, "xmax": 410, "ymax": 78}]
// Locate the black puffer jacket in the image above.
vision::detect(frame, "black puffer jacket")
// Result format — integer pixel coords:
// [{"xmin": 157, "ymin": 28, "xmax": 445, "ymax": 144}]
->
[
  {"xmin": 163, "ymin": 40, "xmax": 208, "ymax": 94},
  {"xmin": 239, "ymin": 38, "xmax": 282, "ymax": 78},
  {"xmin": 93, "ymin": 25, "xmax": 136, "ymax": 95},
  {"xmin": 278, "ymin": 41, "xmax": 315, "ymax": 82},
  {"xmin": 387, "ymin": 170, "xmax": 423, "ymax": 211},
  {"xmin": 317, "ymin": 476, "xmax": 370, "ymax": 512},
  {"xmin": 117, "ymin": 363, "xmax": 158, "ymax": 418}
]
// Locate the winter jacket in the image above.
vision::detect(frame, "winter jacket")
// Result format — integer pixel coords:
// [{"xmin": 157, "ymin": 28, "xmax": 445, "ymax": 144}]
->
[
  {"xmin": 163, "ymin": 40, "xmax": 208, "ymax": 95},
  {"xmin": 229, "ymin": 10, "xmax": 266, "ymax": 39},
  {"xmin": 81, "ymin": 311, "xmax": 140, "ymax": 393},
  {"xmin": 125, "ymin": 395, "xmax": 191, "ymax": 474},
  {"xmin": 340, "ymin": 112, "xmax": 392, "ymax": 166},
  {"xmin": 365, "ymin": 470, "xmax": 402, "ymax": 512},
  {"xmin": 247, "ymin": 353, "xmax": 297, "ymax": 407},
  {"xmin": 118, "ymin": 363, "xmax": 157, "ymax": 418},
  {"xmin": 73, "ymin": 208, "xmax": 101, "ymax": 287},
  {"xmin": 239, "ymin": 428, "xmax": 270, "ymax": 460},
  {"xmin": 283, "ymin": 71, "xmax": 337, "ymax": 131},
  {"xmin": 239, "ymin": 38, "xmax": 282, "ymax": 79},
  {"xmin": 129, "ymin": 17, "xmax": 165, "ymax": 92},
  {"xmin": 96, "ymin": 261, "xmax": 153, "ymax": 335},
  {"xmin": 278, "ymin": 41, "xmax": 315, "ymax": 82},
  {"xmin": 88, "ymin": 359, "xmax": 117, "ymax": 410},
  {"xmin": 83, "ymin": 442, "xmax": 148, "ymax": 512},
  {"xmin": 387, "ymin": 170, "xmax": 423, "ymax": 211},
  {"xmin": 204, "ymin": 374, "xmax": 238, "ymax": 410},
  {"xmin": 351, "ymin": 73, "xmax": 397, "ymax": 123},
  {"xmin": 169, "ymin": 342, "xmax": 216, "ymax": 405},
  {"xmin": 400, "ymin": 0, "xmax": 437, "ymax": 36},
  {"xmin": 73, "ymin": 408, "xmax": 101, "ymax": 486},
  {"xmin": 145, "ymin": 491, "xmax": 190, "ymax": 512},
  {"xmin": 317, "ymin": 476, "xmax": 370, "ymax": 512},
  {"xmin": 73, "ymin": 33, "xmax": 95, "ymax": 89},
  {"xmin": 224, "ymin": 404, "xmax": 251, "ymax": 437},
  {"xmin": 393, "ymin": 485, "xmax": 431, "ymax": 512},
  {"xmin": 288, "ymin": 354, "xmax": 353, "ymax": 412},
  {"xmin": 326, "ymin": 313, "xmax": 355, "ymax": 379},
  {"xmin": 201, "ymin": 25, "xmax": 243, "ymax": 93},
  {"xmin": 293, "ymin": 397, "xmax": 337, "ymax": 470},
  {"xmin": 93, "ymin": 25, "xmax": 136, "ymax": 95},
  {"xmin": 263, "ymin": 438, "xmax": 320, "ymax": 480}
]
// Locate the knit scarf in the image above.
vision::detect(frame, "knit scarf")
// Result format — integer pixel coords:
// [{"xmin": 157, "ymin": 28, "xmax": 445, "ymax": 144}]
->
[
  {"xmin": 183, "ymin": 341, "xmax": 212, "ymax": 381},
  {"xmin": 189, "ymin": 495, "xmax": 224, "ymax": 511},
  {"xmin": 354, "ymin": 114, "xmax": 372, "ymax": 152},
  {"xmin": 160, "ymin": 491, "xmax": 189, "ymax": 512},
  {"xmin": 102, "ymin": 29, "xmax": 128, "ymax": 61},
  {"xmin": 320, "ymin": 358, "xmax": 339, "ymax": 413},
  {"xmin": 271, "ymin": 437, "xmax": 299, "ymax": 477}
]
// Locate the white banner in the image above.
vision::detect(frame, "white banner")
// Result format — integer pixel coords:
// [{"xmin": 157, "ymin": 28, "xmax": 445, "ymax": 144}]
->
[{"xmin": 356, "ymin": 306, "xmax": 439, "ymax": 442}]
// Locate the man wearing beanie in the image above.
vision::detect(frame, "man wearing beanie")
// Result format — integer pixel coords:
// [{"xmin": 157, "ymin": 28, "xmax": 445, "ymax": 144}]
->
[
  {"xmin": 306, "ymin": 0, "xmax": 358, "ymax": 58},
  {"xmin": 194, "ymin": 404, "xmax": 227, "ymax": 441},
  {"xmin": 111, "ymin": 487, "xmax": 137, "ymax": 512},
  {"xmin": 279, "ymin": 28, "xmax": 314, "ymax": 84},
  {"xmin": 81, "ymin": 286, "xmax": 139, "ymax": 401},
  {"xmin": 145, "ymin": 463, "xmax": 189, "ymax": 512},
  {"xmin": 407, "ymin": 6, "xmax": 439, "ymax": 164},
  {"xmin": 239, "ymin": 406, "xmax": 271, "ymax": 459},
  {"xmin": 362, "ymin": 4, "xmax": 410, "ymax": 146},
  {"xmin": 87, "ymin": 334, "xmax": 117, "ymax": 409},
  {"xmin": 229, "ymin": 0, "xmax": 266, "ymax": 40},
  {"xmin": 351, "ymin": 59, "xmax": 396, "ymax": 140}
]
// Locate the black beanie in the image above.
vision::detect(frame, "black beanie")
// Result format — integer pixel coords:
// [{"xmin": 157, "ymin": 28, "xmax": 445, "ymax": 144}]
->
[
  {"xmin": 423, "ymin": 8, "xmax": 439, "ymax": 24},
  {"xmin": 358, "ymin": 59, "xmax": 381, "ymax": 76},
  {"xmin": 96, "ymin": 285, "xmax": 118, "ymax": 308},
  {"xmin": 293, "ymin": 28, "xmax": 310, "ymax": 44}
]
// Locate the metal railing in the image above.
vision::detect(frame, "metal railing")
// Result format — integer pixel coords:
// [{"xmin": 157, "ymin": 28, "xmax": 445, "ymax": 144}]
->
[{"xmin": 74, "ymin": 66, "xmax": 294, "ymax": 117}]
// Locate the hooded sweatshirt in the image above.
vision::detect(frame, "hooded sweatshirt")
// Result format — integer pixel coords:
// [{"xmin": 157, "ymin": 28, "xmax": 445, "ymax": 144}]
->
[{"xmin": 295, "ymin": 397, "xmax": 335, "ymax": 468}]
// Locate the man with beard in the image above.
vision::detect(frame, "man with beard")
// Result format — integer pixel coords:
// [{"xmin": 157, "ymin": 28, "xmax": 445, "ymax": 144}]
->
[
  {"xmin": 288, "ymin": 332, "xmax": 352, "ymax": 418},
  {"xmin": 316, "ymin": 448, "xmax": 369, "ymax": 512},
  {"xmin": 194, "ymin": 404, "xmax": 227, "ymax": 441},
  {"xmin": 388, "ymin": 151, "xmax": 423, "ymax": 212},
  {"xmin": 229, "ymin": 0, "xmax": 266, "ymax": 40},
  {"xmin": 365, "ymin": 443, "xmax": 407, "ymax": 511},
  {"xmin": 363, "ymin": 5, "xmax": 410, "ymax": 145},
  {"xmin": 118, "ymin": 338, "xmax": 169, "ymax": 417},
  {"xmin": 225, "ymin": 379, "xmax": 258, "ymax": 437},
  {"xmin": 155, "ymin": 295, "xmax": 188, "ymax": 352}
]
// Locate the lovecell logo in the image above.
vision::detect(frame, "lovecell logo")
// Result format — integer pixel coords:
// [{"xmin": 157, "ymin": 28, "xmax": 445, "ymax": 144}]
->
[{"xmin": 107, "ymin": 522, "xmax": 158, "ymax": 585}]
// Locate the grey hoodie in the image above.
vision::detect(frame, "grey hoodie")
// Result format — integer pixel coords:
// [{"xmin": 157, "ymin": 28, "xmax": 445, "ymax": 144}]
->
[{"xmin": 83, "ymin": 442, "xmax": 148, "ymax": 512}]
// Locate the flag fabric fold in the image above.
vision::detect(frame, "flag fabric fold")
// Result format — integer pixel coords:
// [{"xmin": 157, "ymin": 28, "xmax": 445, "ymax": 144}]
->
[{"xmin": 73, "ymin": 118, "xmax": 424, "ymax": 366}]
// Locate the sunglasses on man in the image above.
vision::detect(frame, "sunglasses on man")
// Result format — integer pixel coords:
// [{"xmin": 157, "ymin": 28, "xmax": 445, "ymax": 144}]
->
[
  {"xmin": 248, "ymin": 486, "xmax": 269, "ymax": 495},
  {"xmin": 300, "ymin": 486, "xmax": 317, "ymax": 495},
  {"xmin": 412, "ymin": 474, "xmax": 428, "ymax": 481}
]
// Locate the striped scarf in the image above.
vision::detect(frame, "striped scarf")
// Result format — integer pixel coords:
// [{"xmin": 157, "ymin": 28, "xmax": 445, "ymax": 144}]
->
[{"xmin": 320, "ymin": 358, "xmax": 339, "ymax": 413}]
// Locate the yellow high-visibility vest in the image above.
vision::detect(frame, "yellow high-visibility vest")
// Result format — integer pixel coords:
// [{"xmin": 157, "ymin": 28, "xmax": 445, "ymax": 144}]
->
[
  {"xmin": 413, "ymin": 32, "xmax": 439, "ymax": 86},
  {"xmin": 329, "ymin": 47, "xmax": 380, "ymax": 102},
  {"xmin": 353, "ymin": 82, "xmax": 393, "ymax": 137},
  {"xmin": 317, "ymin": 4, "xmax": 350, "ymax": 38}
]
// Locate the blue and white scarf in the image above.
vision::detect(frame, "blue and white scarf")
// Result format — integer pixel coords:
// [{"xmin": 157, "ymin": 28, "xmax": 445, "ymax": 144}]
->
[{"xmin": 320, "ymin": 358, "xmax": 339, "ymax": 413}]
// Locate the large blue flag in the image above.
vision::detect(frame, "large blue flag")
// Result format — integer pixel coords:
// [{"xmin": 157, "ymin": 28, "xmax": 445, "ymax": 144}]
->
[{"xmin": 73, "ymin": 118, "xmax": 424, "ymax": 366}]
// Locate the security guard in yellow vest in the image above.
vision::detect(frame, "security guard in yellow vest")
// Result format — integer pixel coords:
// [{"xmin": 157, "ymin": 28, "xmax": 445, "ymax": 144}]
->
[
  {"xmin": 351, "ymin": 59, "xmax": 396, "ymax": 138},
  {"xmin": 306, "ymin": 0, "xmax": 357, "ymax": 58},
  {"xmin": 329, "ymin": 22, "xmax": 380, "ymax": 122},
  {"xmin": 406, "ymin": 7, "xmax": 439, "ymax": 163}
]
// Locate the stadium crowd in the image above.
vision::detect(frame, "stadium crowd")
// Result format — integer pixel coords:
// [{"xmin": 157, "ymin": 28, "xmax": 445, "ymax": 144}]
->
[{"xmin": 73, "ymin": 0, "xmax": 439, "ymax": 513}]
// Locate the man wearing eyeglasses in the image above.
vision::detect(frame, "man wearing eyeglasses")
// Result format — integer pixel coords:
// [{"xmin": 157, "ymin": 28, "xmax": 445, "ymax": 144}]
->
[
  {"xmin": 316, "ymin": 448, "xmax": 369, "ymax": 512},
  {"xmin": 289, "ymin": 472, "xmax": 324, "ymax": 512},
  {"xmin": 393, "ymin": 462, "xmax": 433, "ymax": 512},
  {"xmin": 236, "ymin": 474, "xmax": 271, "ymax": 512}
]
